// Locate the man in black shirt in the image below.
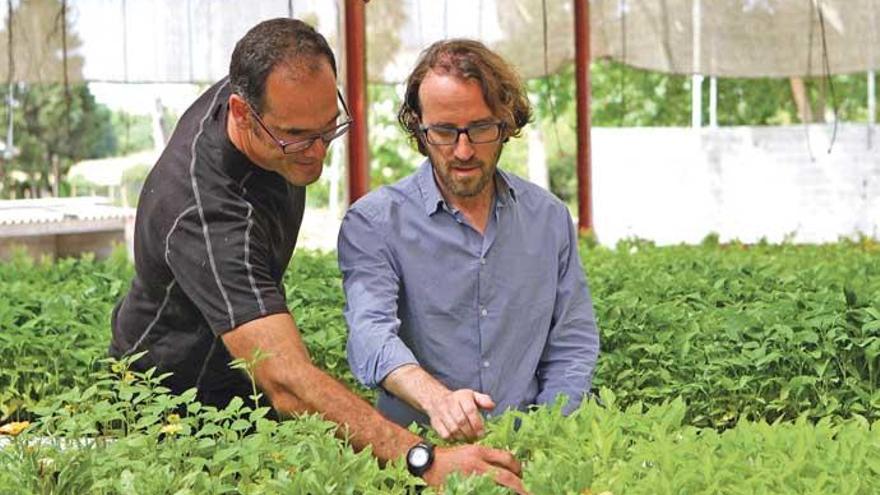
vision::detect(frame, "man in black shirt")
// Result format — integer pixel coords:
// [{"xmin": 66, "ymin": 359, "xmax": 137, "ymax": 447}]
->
[{"xmin": 109, "ymin": 18, "xmax": 525, "ymax": 492}]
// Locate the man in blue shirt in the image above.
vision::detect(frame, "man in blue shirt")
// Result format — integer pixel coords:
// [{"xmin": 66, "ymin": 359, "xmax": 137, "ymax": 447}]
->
[{"xmin": 338, "ymin": 39, "xmax": 600, "ymax": 442}]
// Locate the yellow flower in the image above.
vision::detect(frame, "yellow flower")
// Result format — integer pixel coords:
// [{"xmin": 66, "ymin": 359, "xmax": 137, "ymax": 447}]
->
[
  {"xmin": 166, "ymin": 413, "xmax": 181, "ymax": 424},
  {"xmin": 123, "ymin": 372, "xmax": 135, "ymax": 383},
  {"xmin": 160, "ymin": 423, "xmax": 183, "ymax": 435},
  {"xmin": 0, "ymin": 421, "xmax": 30, "ymax": 436}
]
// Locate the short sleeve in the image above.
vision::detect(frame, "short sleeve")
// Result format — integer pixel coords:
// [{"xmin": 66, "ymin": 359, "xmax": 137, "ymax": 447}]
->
[{"xmin": 165, "ymin": 201, "xmax": 289, "ymax": 334}]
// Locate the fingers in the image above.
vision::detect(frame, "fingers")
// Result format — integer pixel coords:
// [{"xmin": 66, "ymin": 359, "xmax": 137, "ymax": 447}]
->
[
  {"xmin": 491, "ymin": 467, "xmax": 529, "ymax": 495},
  {"xmin": 432, "ymin": 404, "xmax": 466, "ymax": 441},
  {"xmin": 445, "ymin": 399, "xmax": 477, "ymax": 441},
  {"xmin": 428, "ymin": 389, "xmax": 487, "ymax": 441},
  {"xmin": 457, "ymin": 393, "xmax": 484, "ymax": 438},
  {"xmin": 427, "ymin": 446, "xmax": 529, "ymax": 494},
  {"xmin": 479, "ymin": 446, "xmax": 523, "ymax": 476},
  {"xmin": 479, "ymin": 447, "xmax": 528, "ymax": 494},
  {"xmin": 473, "ymin": 392, "xmax": 496, "ymax": 411},
  {"xmin": 429, "ymin": 416, "xmax": 451, "ymax": 441}
]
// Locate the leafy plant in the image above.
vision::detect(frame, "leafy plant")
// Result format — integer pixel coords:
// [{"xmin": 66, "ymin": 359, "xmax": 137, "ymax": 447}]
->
[{"xmin": 1, "ymin": 241, "xmax": 878, "ymax": 492}]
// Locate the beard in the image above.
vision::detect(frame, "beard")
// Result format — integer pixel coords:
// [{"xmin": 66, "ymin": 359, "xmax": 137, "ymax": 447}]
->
[{"xmin": 428, "ymin": 145, "xmax": 502, "ymax": 199}]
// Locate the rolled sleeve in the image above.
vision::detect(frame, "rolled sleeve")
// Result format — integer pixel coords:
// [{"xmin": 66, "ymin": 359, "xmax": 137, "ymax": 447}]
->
[
  {"xmin": 535, "ymin": 207, "xmax": 601, "ymax": 413},
  {"xmin": 338, "ymin": 204, "xmax": 419, "ymax": 388}
]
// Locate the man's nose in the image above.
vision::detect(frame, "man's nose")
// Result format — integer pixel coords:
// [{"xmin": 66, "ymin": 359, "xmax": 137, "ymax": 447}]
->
[{"xmin": 453, "ymin": 132, "xmax": 475, "ymax": 161}]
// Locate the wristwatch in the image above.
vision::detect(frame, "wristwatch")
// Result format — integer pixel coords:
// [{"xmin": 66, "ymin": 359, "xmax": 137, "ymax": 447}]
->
[{"xmin": 406, "ymin": 441, "xmax": 435, "ymax": 477}]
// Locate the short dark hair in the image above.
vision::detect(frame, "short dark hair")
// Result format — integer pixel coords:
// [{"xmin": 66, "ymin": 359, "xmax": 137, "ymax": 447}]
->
[
  {"xmin": 229, "ymin": 18, "xmax": 337, "ymax": 113},
  {"xmin": 398, "ymin": 39, "xmax": 532, "ymax": 156}
]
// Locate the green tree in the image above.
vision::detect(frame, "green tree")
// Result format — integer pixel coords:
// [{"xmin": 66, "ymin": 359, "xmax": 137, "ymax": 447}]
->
[
  {"xmin": 1, "ymin": 83, "xmax": 115, "ymax": 198},
  {"xmin": 111, "ymin": 111, "xmax": 154, "ymax": 155},
  {"xmin": 368, "ymin": 83, "xmax": 421, "ymax": 189},
  {"xmin": 0, "ymin": 0, "xmax": 116, "ymax": 198}
]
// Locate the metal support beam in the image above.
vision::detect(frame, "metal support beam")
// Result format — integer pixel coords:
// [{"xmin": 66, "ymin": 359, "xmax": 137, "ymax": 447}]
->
[
  {"xmin": 345, "ymin": 0, "xmax": 369, "ymax": 205},
  {"xmin": 692, "ymin": 74, "xmax": 703, "ymax": 128},
  {"xmin": 574, "ymin": 0, "xmax": 593, "ymax": 234},
  {"xmin": 691, "ymin": 0, "xmax": 702, "ymax": 128}
]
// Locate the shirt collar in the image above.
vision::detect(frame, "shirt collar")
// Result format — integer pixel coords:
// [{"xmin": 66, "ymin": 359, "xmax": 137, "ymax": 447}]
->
[
  {"xmin": 494, "ymin": 170, "xmax": 518, "ymax": 207},
  {"xmin": 416, "ymin": 159, "xmax": 519, "ymax": 216},
  {"xmin": 416, "ymin": 159, "xmax": 446, "ymax": 216}
]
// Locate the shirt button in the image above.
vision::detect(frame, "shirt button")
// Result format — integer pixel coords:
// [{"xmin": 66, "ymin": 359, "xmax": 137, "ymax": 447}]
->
[
  {"xmin": 482, "ymin": 360, "xmax": 490, "ymax": 368},
  {"xmin": 480, "ymin": 308, "xmax": 488, "ymax": 317},
  {"xmin": 480, "ymin": 257, "xmax": 486, "ymax": 265}
]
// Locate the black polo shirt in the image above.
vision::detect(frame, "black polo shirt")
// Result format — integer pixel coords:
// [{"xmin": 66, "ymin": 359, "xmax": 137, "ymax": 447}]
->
[{"xmin": 110, "ymin": 78, "xmax": 305, "ymax": 404}]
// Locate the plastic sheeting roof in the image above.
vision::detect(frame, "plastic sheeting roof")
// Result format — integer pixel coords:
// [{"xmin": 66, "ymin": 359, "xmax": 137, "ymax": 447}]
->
[
  {"xmin": 0, "ymin": 0, "xmax": 878, "ymax": 84},
  {"xmin": 0, "ymin": 196, "xmax": 132, "ymax": 226}
]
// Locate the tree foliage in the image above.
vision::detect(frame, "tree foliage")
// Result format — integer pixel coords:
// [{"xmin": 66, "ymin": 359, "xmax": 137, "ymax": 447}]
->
[
  {"xmin": 0, "ymin": 0, "xmax": 124, "ymax": 198},
  {"xmin": 111, "ymin": 111, "xmax": 154, "ymax": 156},
  {"xmin": 0, "ymin": 83, "xmax": 116, "ymax": 197}
]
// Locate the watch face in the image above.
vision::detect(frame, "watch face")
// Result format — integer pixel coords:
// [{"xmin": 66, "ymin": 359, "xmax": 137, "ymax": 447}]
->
[{"xmin": 408, "ymin": 447, "xmax": 430, "ymax": 467}]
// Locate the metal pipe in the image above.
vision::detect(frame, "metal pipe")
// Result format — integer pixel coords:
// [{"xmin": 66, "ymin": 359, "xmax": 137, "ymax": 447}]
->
[
  {"xmin": 691, "ymin": 0, "xmax": 702, "ymax": 128},
  {"xmin": 869, "ymin": 72, "xmax": 876, "ymax": 125},
  {"xmin": 575, "ymin": 0, "xmax": 593, "ymax": 233},
  {"xmin": 345, "ymin": 0, "xmax": 369, "ymax": 205}
]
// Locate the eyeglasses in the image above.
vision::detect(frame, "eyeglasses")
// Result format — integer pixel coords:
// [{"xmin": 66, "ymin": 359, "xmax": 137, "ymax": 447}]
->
[
  {"xmin": 419, "ymin": 122, "xmax": 505, "ymax": 146},
  {"xmin": 246, "ymin": 89, "xmax": 353, "ymax": 154}
]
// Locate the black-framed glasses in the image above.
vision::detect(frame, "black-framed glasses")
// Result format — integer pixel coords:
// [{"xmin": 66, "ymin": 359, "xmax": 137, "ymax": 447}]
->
[
  {"xmin": 419, "ymin": 122, "xmax": 505, "ymax": 146},
  {"xmin": 247, "ymin": 88, "xmax": 353, "ymax": 154}
]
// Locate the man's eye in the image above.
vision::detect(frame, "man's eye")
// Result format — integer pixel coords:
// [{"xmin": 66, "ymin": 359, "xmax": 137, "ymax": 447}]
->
[{"xmin": 283, "ymin": 130, "xmax": 306, "ymax": 139}]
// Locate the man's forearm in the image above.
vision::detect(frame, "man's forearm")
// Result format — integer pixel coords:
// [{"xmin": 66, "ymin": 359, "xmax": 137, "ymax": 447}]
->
[
  {"xmin": 382, "ymin": 364, "xmax": 451, "ymax": 413},
  {"xmin": 222, "ymin": 313, "xmax": 420, "ymax": 463},
  {"xmin": 278, "ymin": 361, "xmax": 421, "ymax": 461}
]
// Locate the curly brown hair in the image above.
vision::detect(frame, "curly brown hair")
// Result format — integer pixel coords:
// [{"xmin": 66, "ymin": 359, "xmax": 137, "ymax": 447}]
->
[{"xmin": 398, "ymin": 39, "xmax": 532, "ymax": 156}]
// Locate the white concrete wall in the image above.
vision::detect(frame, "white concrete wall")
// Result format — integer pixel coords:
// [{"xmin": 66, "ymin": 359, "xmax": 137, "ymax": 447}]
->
[
  {"xmin": 0, "ymin": 230, "xmax": 126, "ymax": 261},
  {"xmin": 591, "ymin": 124, "xmax": 880, "ymax": 245}
]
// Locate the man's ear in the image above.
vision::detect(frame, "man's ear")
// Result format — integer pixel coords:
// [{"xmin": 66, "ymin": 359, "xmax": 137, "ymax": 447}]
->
[{"xmin": 228, "ymin": 94, "xmax": 252, "ymax": 130}]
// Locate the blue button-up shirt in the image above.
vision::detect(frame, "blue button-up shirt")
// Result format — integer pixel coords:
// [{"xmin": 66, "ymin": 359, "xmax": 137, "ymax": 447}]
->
[{"xmin": 338, "ymin": 160, "xmax": 600, "ymax": 428}]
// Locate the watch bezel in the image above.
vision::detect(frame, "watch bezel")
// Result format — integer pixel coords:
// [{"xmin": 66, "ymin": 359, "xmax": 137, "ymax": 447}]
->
[{"xmin": 406, "ymin": 441, "xmax": 435, "ymax": 477}]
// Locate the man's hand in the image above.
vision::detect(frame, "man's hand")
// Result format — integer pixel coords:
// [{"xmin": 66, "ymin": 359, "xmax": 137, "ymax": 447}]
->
[
  {"xmin": 423, "ymin": 444, "xmax": 528, "ymax": 494},
  {"xmin": 426, "ymin": 388, "xmax": 495, "ymax": 441}
]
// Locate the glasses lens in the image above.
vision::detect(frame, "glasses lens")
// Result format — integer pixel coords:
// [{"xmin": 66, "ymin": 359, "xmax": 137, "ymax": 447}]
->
[
  {"xmin": 426, "ymin": 127, "xmax": 458, "ymax": 145},
  {"xmin": 281, "ymin": 121, "xmax": 352, "ymax": 154},
  {"xmin": 282, "ymin": 139, "xmax": 315, "ymax": 154},
  {"xmin": 468, "ymin": 123, "xmax": 501, "ymax": 144}
]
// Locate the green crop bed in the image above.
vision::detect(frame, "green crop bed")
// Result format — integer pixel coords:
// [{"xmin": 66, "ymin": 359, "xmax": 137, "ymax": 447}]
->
[{"xmin": 1, "ymin": 238, "xmax": 878, "ymax": 494}]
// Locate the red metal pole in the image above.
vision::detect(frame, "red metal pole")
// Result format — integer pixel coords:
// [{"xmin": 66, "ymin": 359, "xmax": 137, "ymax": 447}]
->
[
  {"xmin": 345, "ymin": 0, "xmax": 369, "ymax": 205},
  {"xmin": 574, "ymin": 0, "xmax": 593, "ymax": 234}
]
